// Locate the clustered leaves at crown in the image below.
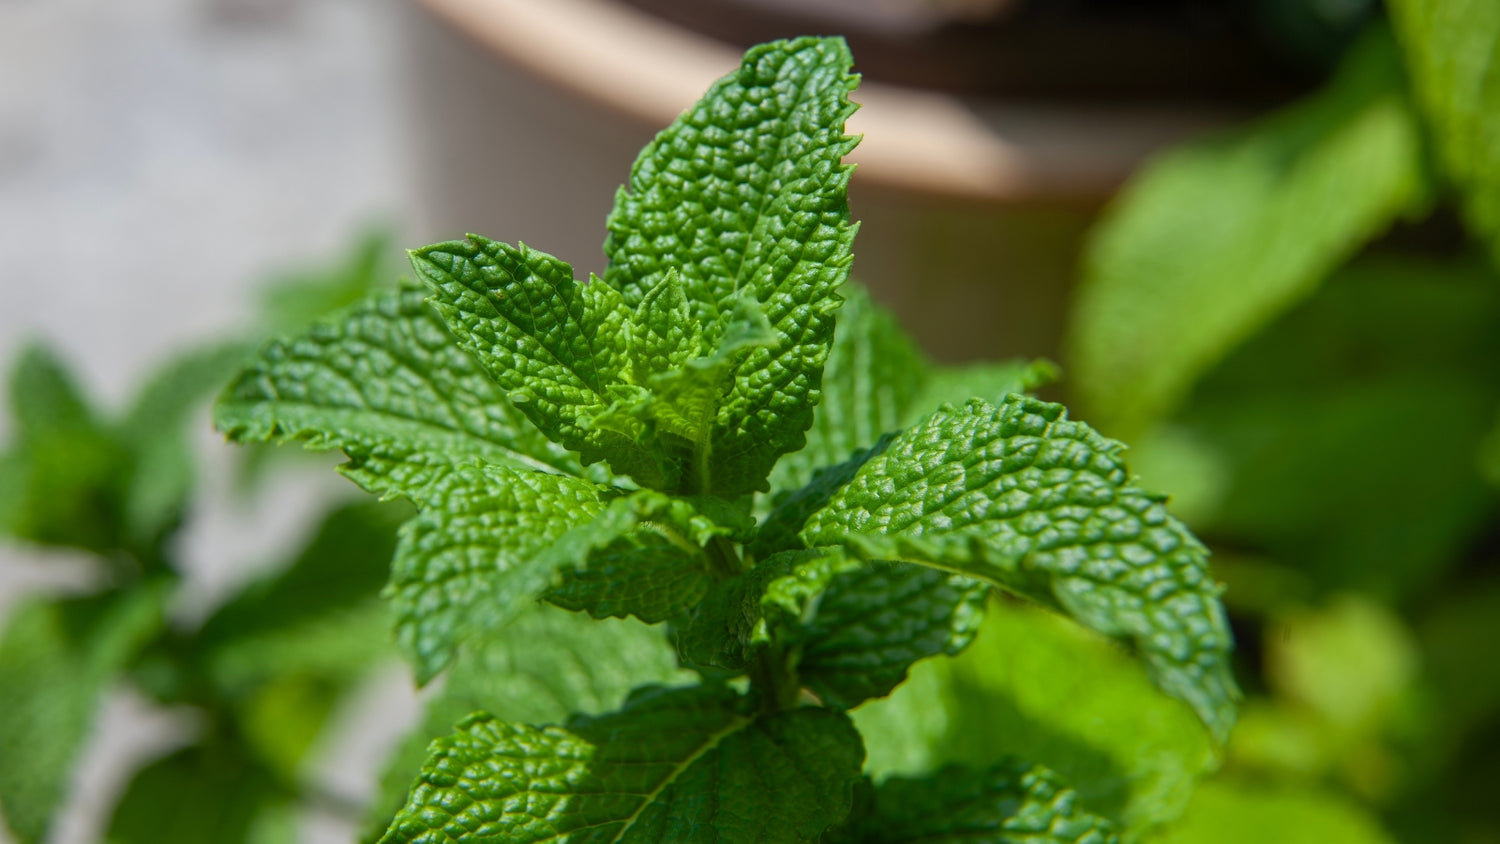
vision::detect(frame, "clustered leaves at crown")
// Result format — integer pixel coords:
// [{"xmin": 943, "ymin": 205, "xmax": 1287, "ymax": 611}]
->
[{"xmin": 216, "ymin": 36, "xmax": 1239, "ymax": 843}]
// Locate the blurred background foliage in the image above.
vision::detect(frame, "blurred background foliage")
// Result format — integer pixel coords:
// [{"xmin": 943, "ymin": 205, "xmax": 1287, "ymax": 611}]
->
[{"xmin": 1, "ymin": 0, "xmax": 1498, "ymax": 842}]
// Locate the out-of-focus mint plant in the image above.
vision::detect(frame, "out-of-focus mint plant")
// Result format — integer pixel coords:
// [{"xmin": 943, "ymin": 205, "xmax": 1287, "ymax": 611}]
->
[
  {"xmin": 0, "ymin": 234, "xmax": 408, "ymax": 844},
  {"xmin": 214, "ymin": 36, "xmax": 1243, "ymax": 844},
  {"xmin": 1068, "ymin": 4, "xmax": 1500, "ymax": 843}
]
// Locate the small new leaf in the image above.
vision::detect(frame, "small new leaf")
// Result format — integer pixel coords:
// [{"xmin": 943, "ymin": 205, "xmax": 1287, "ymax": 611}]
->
[
  {"xmin": 604, "ymin": 37, "xmax": 860, "ymax": 497},
  {"xmin": 380, "ymin": 686, "xmax": 863, "ymax": 844},
  {"xmin": 801, "ymin": 395, "xmax": 1240, "ymax": 742}
]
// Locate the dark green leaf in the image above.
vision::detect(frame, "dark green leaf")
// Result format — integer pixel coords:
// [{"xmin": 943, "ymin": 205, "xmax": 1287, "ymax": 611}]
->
[
  {"xmin": 0, "ymin": 587, "xmax": 166, "ymax": 843},
  {"xmin": 379, "ymin": 686, "xmax": 864, "ymax": 844},
  {"xmin": 801, "ymin": 395, "xmax": 1239, "ymax": 742},
  {"xmin": 828, "ymin": 761, "xmax": 1118, "ymax": 844}
]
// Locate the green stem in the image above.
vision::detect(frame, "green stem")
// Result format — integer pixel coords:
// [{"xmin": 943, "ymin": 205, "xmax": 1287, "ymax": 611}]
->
[{"xmin": 705, "ymin": 535, "xmax": 744, "ymax": 580}]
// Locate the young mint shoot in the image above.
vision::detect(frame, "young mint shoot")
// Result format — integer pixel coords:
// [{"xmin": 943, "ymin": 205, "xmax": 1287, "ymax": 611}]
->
[{"xmin": 216, "ymin": 36, "xmax": 1238, "ymax": 843}]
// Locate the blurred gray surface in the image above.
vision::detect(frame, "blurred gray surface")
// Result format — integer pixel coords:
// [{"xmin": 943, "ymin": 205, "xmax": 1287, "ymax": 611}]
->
[{"xmin": 0, "ymin": 0, "xmax": 423, "ymax": 841}]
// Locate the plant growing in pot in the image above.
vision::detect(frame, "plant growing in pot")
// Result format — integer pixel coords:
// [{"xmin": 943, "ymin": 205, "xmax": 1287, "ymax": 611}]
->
[{"xmin": 215, "ymin": 36, "xmax": 1238, "ymax": 843}]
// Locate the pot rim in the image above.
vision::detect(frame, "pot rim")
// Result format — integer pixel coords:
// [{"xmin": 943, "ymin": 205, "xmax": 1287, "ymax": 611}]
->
[{"xmin": 412, "ymin": 0, "xmax": 1247, "ymax": 204}]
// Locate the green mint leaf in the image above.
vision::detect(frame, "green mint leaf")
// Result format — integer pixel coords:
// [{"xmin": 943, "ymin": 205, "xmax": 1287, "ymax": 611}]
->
[
  {"xmin": 1067, "ymin": 29, "xmax": 1429, "ymax": 437},
  {"xmin": 1390, "ymin": 0, "xmax": 1500, "ymax": 264},
  {"xmin": 363, "ymin": 606, "xmax": 693, "ymax": 842},
  {"xmin": 195, "ymin": 500, "xmax": 405, "ymax": 696},
  {"xmin": 216, "ymin": 284, "xmax": 581, "ymax": 498},
  {"xmin": 409, "ymin": 237, "xmax": 669, "ymax": 486},
  {"xmin": 0, "ymin": 344, "xmax": 129, "ymax": 554},
  {"xmin": 541, "ymin": 490, "xmax": 727, "ymax": 624},
  {"xmin": 768, "ymin": 284, "xmax": 1051, "ymax": 500},
  {"xmin": 104, "ymin": 745, "xmax": 293, "ymax": 844},
  {"xmin": 379, "ymin": 686, "xmax": 863, "ymax": 844},
  {"xmin": 827, "ymin": 761, "xmax": 1118, "ymax": 844},
  {"xmin": 604, "ymin": 36, "xmax": 860, "ymax": 497},
  {"xmin": 119, "ymin": 341, "xmax": 252, "ymax": 548},
  {"xmin": 800, "ymin": 395, "xmax": 1239, "ymax": 743},
  {"xmin": 1152, "ymin": 781, "xmax": 1395, "ymax": 844},
  {"xmin": 767, "ymin": 284, "xmax": 926, "ymax": 495},
  {"xmin": 607, "ymin": 293, "xmax": 781, "ymax": 493},
  {"xmin": 385, "ymin": 462, "xmax": 608, "ymax": 682},
  {"xmin": 755, "ymin": 434, "xmax": 895, "ymax": 557},
  {"xmin": 0, "ymin": 588, "xmax": 166, "ymax": 844},
  {"xmin": 795, "ymin": 562, "xmax": 988, "ymax": 710},
  {"xmin": 854, "ymin": 600, "xmax": 1217, "ymax": 832},
  {"xmin": 678, "ymin": 548, "xmax": 858, "ymax": 672}
]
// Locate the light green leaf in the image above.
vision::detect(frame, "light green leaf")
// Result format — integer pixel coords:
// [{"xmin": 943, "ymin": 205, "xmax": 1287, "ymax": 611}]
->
[
  {"xmin": 855, "ymin": 600, "xmax": 1218, "ymax": 833},
  {"xmin": 409, "ymin": 237, "xmax": 664, "ymax": 486},
  {"xmin": 827, "ymin": 761, "xmax": 1119, "ymax": 844},
  {"xmin": 801, "ymin": 395, "xmax": 1239, "ymax": 743},
  {"xmin": 104, "ymin": 745, "xmax": 293, "ymax": 844},
  {"xmin": 612, "ymin": 294, "xmax": 780, "ymax": 494},
  {"xmin": 1067, "ymin": 29, "xmax": 1429, "ymax": 437},
  {"xmin": 1390, "ymin": 0, "xmax": 1500, "ymax": 263},
  {"xmin": 604, "ymin": 37, "xmax": 860, "ymax": 497},
  {"xmin": 542, "ymin": 491, "xmax": 726, "ymax": 624},
  {"xmin": 796, "ymin": 562, "xmax": 988, "ymax": 710},
  {"xmin": 385, "ymin": 462, "xmax": 608, "ymax": 682},
  {"xmin": 0, "ymin": 587, "xmax": 167, "ymax": 844},
  {"xmin": 120, "ymin": 341, "xmax": 253, "ymax": 547},
  {"xmin": 215, "ymin": 284, "xmax": 580, "ymax": 500},
  {"xmin": 196, "ymin": 500, "xmax": 405, "ymax": 693},
  {"xmin": 363, "ymin": 606, "xmax": 693, "ymax": 843},
  {"xmin": 0, "ymin": 343, "xmax": 129, "ymax": 554},
  {"xmin": 1147, "ymin": 781, "xmax": 1394, "ymax": 844},
  {"xmin": 379, "ymin": 686, "xmax": 864, "ymax": 844}
]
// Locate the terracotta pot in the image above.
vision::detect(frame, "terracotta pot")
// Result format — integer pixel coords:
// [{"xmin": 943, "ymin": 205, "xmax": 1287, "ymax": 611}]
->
[{"xmin": 400, "ymin": 0, "xmax": 1245, "ymax": 363}]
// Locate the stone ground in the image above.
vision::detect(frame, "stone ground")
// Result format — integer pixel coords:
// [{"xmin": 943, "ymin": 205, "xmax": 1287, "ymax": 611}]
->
[{"xmin": 0, "ymin": 0, "xmax": 431, "ymax": 840}]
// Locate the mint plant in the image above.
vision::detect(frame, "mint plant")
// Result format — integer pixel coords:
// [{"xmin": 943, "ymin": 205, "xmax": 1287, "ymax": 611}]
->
[{"xmin": 217, "ymin": 37, "xmax": 1238, "ymax": 843}]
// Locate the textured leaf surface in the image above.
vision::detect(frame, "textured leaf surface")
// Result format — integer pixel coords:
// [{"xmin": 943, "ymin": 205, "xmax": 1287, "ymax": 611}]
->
[
  {"xmin": 542, "ymin": 491, "xmax": 725, "ymax": 623},
  {"xmin": 678, "ymin": 549, "xmax": 859, "ymax": 672},
  {"xmin": 379, "ymin": 686, "xmax": 863, "ymax": 844},
  {"xmin": 796, "ymin": 562, "xmax": 988, "ymax": 709},
  {"xmin": 854, "ymin": 600, "xmax": 1218, "ymax": 832},
  {"xmin": 768, "ymin": 284, "xmax": 1049, "ymax": 498},
  {"xmin": 603, "ymin": 37, "xmax": 860, "ymax": 496},
  {"xmin": 1067, "ymin": 31, "xmax": 1428, "ymax": 437},
  {"xmin": 385, "ymin": 463, "xmax": 608, "ymax": 682},
  {"xmin": 1390, "ymin": 0, "xmax": 1500, "ymax": 263},
  {"xmin": 215, "ymin": 284, "xmax": 579, "ymax": 499},
  {"xmin": 409, "ymin": 238, "xmax": 661, "ymax": 485},
  {"xmin": 828, "ymin": 762, "xmax": 1118, "ymax": 844},
  {"xmin": 0, "ymin": 588, "xmax": 165, "ymax": 843},
  {"xmin": 364, "ymin": 607, "xmax": 693, "ymax": 842},
  {"xmin": 801, "ymin": 395, "xmax": 1238, "ymax": 742}
]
